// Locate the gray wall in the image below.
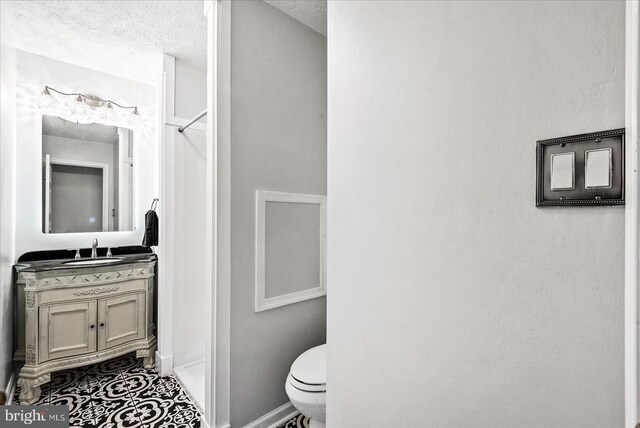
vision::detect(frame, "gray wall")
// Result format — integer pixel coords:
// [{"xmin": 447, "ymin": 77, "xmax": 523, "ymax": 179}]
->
[
  {"xmin": 327, "ymin": 1, "xmax": 624, "ymax": 427},
  {"xmin": 230, "ymin": 1, "xmax": 327, "ymax": 425},
  {"xmin": 265, "ymin": 201, "xmax": 321, "ymax": 299}
]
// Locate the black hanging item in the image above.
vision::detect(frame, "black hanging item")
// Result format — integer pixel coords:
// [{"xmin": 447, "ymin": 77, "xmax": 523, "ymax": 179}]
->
[{"xmin": 142, "ymin": 198, "xmax": 159, "ymax": 247}]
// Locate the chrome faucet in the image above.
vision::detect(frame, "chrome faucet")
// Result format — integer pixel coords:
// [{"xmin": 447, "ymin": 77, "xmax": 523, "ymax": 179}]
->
[{"xmin": 91, "ymin": 238, "xmax": 98, "ymax": 259}]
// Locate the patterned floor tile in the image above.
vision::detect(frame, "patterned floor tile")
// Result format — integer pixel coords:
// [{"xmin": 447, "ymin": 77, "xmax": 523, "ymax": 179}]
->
[
  {"xmin": 51, "ymin": 377, "xmax": 91, "ymax": 398},
  {"xmin": 155, "ymin": 376, "xmax": 186, "ymax": 400},
  {"xmin": 49, "ymin": 392, "xmax": 94, "ymax": 427},
  {"xmin": 11, "ymin": 352, "xmax": 203, "ymax": 428},
  {"xmin": 276, "ymin": 413, "xmax": 309, "ymax": 428},
  {"xmin": 142, "ymin": 400, "xmax": 201, "ymax": 428},
  {"xmin": 90, "ymin": 373, "xmax": 133, "ymax": 402},
  {"xmin": 90, "ymin": 394, "xmax": 135, "ymax": 420},
  {"xmin": 123, "ymin": 372, "xmax": 174, "ymax": 401},
  {"xmin": 50, "ymin": 367, "xmax": 88, "ymax": 392},
  {"xmin": 130, "ymin": 396, "xmax": 174, "ymax": 427},
  {"xmin": 88, "ymin": 358, "xmax": 126, "ymax": 376},
  {"xmin": 127, "ymin": 363, "xmax": 160, "ymax": 377},
  {"xmin": 86, "ymin": 369, "xmax": 127, "ymax": 400},
  {"xmin": 94, "ymin": 402, "xmax": 144, "ymax": 428},
  {"xmin": 117, "ymin": 353, "xmax": 146, "ymax": 373}
]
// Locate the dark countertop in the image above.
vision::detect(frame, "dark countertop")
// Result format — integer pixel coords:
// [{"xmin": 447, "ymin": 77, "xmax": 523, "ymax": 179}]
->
[
  {"xmin": 17, "ymin": 245, "xmax": 153, "ymax": 263},
  {"xmin": 15, "ymin": 253, "xmax": 157, "ymax": 273}
]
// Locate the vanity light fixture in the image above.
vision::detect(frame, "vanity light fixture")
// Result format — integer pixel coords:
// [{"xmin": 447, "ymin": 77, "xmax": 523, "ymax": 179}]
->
[{"xmin": 37, "ymin": 85, "xmax": 140, "ymax": 126}]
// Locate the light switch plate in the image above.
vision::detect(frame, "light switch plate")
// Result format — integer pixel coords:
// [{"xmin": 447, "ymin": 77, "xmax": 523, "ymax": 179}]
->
[{"xmin": 536, "ymin": 128, "xmax": 624, "ymax": 206}]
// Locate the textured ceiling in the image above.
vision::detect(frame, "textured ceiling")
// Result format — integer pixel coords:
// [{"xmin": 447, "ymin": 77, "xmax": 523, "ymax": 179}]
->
[
  {"xmin": 43, "ymin": 115, "xmax": 119, "ymax": 145},
  {"xmin": 264, "ymin": 0, "xmax": 327, "ymax": 36},
  {"xmin": 0, "ymin": 0, "xmax": 206, "ymax": 83},
  {"xmin": 0, "ymin": 0, "xmax": 326, "ymax": 84}
]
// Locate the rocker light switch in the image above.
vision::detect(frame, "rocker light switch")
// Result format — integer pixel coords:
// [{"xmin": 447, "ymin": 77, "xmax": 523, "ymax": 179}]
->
[
  {"xmin": 585, "ymin": 148, "xmax": 612, "ymax": 189},
  {"xmin": 550, "ymin": 152, "xmax": 575, "ymax": 191}
]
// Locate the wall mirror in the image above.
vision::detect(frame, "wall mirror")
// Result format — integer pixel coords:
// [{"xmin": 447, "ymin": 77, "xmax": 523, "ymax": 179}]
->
[{"xmin": 41, "ymin": 115, "xmax": 135, "ymax": 233}]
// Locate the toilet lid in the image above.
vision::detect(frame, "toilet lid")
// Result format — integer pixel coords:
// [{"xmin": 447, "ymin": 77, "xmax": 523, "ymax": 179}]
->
[{"xmin": 290, "ymin": 344, "xmax": 326, "ymax": 386}]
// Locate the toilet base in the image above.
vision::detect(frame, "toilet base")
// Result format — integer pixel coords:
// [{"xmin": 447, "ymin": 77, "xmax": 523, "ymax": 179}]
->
[{"xmin": 309, "ymin": 419, "xmax": 325, "ymax": 428}]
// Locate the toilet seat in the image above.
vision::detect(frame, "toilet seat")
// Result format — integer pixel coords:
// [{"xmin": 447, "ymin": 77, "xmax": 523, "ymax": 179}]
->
[
  {"xmin": 288, "ymin": 373, "xmax": 326, "ymax": 393},
  {"xmin": 288, "ymin": 344, "xmax": 326, "ymax": 393}
]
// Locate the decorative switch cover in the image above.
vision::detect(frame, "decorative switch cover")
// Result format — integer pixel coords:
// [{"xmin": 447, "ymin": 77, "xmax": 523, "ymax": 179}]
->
[{"xmin": 536, "ymin": 128, "xmax": 624, "ymax": 206}]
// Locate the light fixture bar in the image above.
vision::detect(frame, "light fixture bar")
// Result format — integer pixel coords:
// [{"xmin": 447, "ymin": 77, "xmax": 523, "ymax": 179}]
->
[{"xmin": 41, "ymin": 85, "xmax": 139, "ymax": 111}]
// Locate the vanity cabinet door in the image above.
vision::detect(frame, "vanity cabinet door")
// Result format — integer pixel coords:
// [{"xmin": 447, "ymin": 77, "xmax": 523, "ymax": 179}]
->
[
  {"xmin": 98, "ymin": 293, "xmax": 145, "ymax": 350},
  {"xmin": 39, "ymin": 301, "xmax": 97, "ymax": 362}
]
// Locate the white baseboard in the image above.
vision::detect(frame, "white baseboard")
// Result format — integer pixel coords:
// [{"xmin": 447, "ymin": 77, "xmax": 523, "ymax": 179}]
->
[
  {"xmin": 241, "ymin": 402, "xmax": 298, "ymax": 428},
  {"xmin": 5, "ymin": 372, "xmax": 16, "ymax": 405},
  {"xmin": 155, "ymin": 351, "xmax": 173, "ymax": 377}
]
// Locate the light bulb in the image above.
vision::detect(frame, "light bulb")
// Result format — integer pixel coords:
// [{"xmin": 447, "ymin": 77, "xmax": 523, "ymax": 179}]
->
[
  {"xmin": 38, "ymin": 87, "xmax": 58, "ymax": 113},
  {"xmin": 100, "ymin": 101, "xmax": 116, "ymax": 123},
  {"xmin": 69, "ymin": 94, "xmax": 89, "ymax": 119},
  {"xmin": 126, "ymin": 107, "xmax": 140, "ymax": 127}
]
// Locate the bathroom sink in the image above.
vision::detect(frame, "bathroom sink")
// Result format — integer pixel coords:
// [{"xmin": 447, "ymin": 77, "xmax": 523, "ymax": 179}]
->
[{"xmin": 62, "ymin": 258, "xmax": 124, "ymax": 266}]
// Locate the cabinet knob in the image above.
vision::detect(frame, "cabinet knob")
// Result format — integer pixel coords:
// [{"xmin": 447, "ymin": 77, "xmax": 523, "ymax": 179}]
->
[
  {"xmin": 100, "ymin": 323, "xmax": 105, "ymax": 327},
  {"xmin": 90, "ymin": 324, "xmax": 95, "ymax": 329}
]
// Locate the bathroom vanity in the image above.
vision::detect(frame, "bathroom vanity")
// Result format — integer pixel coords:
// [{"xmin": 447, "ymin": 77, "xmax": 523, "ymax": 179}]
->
[{"xmin": 13, "ymin": 253, "xmax": 157, "ymax": 404}]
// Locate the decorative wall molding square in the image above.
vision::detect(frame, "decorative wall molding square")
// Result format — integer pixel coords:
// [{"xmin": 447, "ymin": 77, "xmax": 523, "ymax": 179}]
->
[{"xmin": 254, "ymin": 190, "xmax": 327, "ymax": 312}]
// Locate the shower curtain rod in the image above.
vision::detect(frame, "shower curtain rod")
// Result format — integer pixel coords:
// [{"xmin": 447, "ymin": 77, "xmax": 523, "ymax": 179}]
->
[{"xmin": 178, "ymin": 109, "xmax": 207, "ymax": 133}]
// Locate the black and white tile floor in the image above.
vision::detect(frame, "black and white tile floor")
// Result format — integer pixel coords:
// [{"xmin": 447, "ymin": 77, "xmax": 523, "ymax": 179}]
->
[
  {"xmin": 276, "ymin": 413, "xmax": 309, "ymax": 428},
  {"xmin": 12, "ymin": 353, "xmax": 201, "ymax": 428}
]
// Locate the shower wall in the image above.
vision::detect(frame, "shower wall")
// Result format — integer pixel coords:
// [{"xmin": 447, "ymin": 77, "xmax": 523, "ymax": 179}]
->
[
  {"xmin": 169, "ymin": 125, "xmax": 207, "ymax": 368},
  {"xmin": 163, "ymin": 56, "xmax": 207, "ymax": 369}
]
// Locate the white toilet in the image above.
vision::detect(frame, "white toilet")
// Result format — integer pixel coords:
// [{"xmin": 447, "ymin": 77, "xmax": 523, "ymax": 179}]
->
[{"xmin": 285, "ymin": 344, "xmax": 326, "ymax": 428}]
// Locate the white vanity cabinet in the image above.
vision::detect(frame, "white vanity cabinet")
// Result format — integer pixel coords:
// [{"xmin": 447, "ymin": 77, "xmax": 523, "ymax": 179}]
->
[{"xmin": 14, "ymin": 258, "xmax": 156, "ymax": 404}]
